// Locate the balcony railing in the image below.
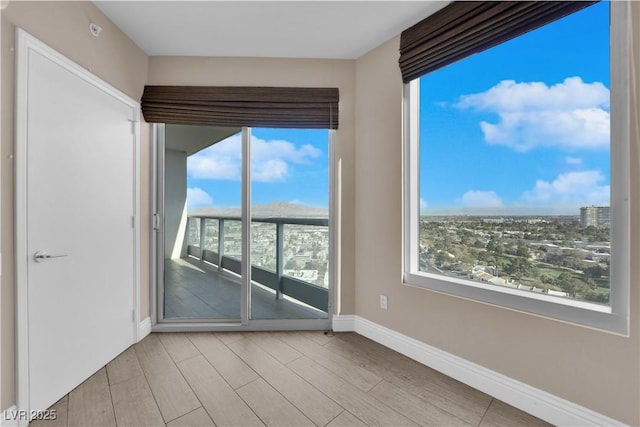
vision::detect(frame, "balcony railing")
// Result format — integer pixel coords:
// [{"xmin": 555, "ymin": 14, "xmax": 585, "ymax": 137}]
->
[{"xmin": 186, "ymin": 215, "xmax": 329, "ymax": 312}]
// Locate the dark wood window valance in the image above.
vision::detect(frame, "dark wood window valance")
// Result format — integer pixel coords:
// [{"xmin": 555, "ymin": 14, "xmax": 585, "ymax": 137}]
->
[
  {"xmin": 141, "ymin": 86, "xmax": 339, "ymax": 129},
  {"xmin": 399, "ymin": 1, "xmax": 597, "ymax": 83}
]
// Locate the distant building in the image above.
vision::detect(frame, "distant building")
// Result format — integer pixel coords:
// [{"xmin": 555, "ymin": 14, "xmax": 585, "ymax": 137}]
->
[{"xmin": 580, "ymin": 205, "xmax": 610, "ymax": 228}]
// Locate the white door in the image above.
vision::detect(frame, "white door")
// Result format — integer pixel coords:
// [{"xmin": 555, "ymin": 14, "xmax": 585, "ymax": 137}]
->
[{"xmin": 16, "ymin": 30, "xmax": 139, "ymax": 414}]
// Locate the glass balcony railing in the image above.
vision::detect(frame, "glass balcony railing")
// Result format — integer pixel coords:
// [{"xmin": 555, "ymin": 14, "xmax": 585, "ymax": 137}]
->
[{"xmin": 185, "ymin": 215, "xmax": 329, "ymax": 312}]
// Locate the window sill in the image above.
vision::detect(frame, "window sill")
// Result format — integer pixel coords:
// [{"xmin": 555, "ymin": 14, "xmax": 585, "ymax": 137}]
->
[{"xmin": 403, "ymin": 271, "xmax": 628, "ymax": 336}]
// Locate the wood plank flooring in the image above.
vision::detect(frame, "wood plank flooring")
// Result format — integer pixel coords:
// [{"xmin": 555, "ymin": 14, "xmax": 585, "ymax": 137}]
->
[{"xmin": 30, "ymin": 332, "xmax": 551, "ymax": 427}]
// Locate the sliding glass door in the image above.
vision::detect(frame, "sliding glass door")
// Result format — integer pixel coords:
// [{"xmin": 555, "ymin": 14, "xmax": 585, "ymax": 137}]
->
[
  {"xmin": 160, "ymin": 125, "xmax": 243, "ymax": 321},
  {"xmin": 155, "ymin": 124, "xmax": 331, "ymax": 328},
  {"xmin": 250, "ymin": 128, "xmax": 330, "ymax": 320}
]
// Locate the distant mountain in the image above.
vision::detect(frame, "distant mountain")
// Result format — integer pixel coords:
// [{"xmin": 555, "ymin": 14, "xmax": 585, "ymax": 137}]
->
[{"xmin": 190, "ymin": 202, "xmax": 328, "ymax": 218}]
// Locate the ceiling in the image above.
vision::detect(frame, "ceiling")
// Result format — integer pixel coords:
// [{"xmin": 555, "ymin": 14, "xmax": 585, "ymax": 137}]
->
[
  {"xmin": 93, "ymin": 1, "xmax": 447, "ymax": 59},
  {"xmin": 165, "ymin": 124, "xmax": 240, "ymax": 155}
]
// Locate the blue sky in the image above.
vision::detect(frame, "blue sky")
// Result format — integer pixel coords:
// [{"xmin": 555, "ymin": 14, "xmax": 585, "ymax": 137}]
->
[
  {"xmin": 420, "ymin": 1, "xmax": 610, "ymax": 215},
  {"xmin": 186, "ymin": 128, "xmax": 329, "ymax": 210},
  {"xmin": 185, "ymin": 2, "xmax": 609, "ymax": 215}
]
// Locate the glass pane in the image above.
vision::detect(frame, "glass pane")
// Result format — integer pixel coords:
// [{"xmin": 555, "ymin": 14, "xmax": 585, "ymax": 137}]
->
[
  {"xmin": 163, "ymin": 127, "xmax": 243, "ymax": 320},
  {"xmin": 252, "ymin": 222, "xmax": 277, "ymax": 272},
  {"xmin": 223, "ymin": 219, "xmax": 242, "ymax": 260},
  {"xmin": 250, "ymin": 128, "xmax": 330, "ymax": 319},
  {"xmin": 283, "ymin": 224, "xmax": 329, "ymax": 289},
  {"xmin": 418, "ymin": 3, "xmax": 611, "ymax": 305},
  {"xmin": 187, "ymin": 217, "xmax": 200, "ymax": 248},
  {"xmin": 203, "ymin": 218, "xmax": 219, "ymax": 252}
]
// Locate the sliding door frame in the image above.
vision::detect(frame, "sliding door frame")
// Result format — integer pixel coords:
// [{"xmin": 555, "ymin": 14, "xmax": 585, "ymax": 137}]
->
[{"xmin": 151, "ymin": 124, "xmax": 334, "ymax": 331}]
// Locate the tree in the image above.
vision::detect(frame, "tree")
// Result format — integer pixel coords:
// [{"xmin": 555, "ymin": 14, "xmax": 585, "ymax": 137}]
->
[
  {"xmin": 556, "ymin": 272, "xmax": 593, "ymax": 298},
  {"xmin": 516, "ymin": 240, "xmax": 529, "ymax": 258},
  {"xmin": 540, "ymin": 274, "xmax": 555, "ymax": 285},
  {"xmin": 285, "ymin": 259, "xmax": 300, "ymax": 270},
  {"xmin": 557, "ymin": 272, "xmax": 580, "ymax": 297},
  {"xmin": 434, "ymin": 251, "xmax": 447, "ymax": 267},
  {"xmin": 584, "ymin": 265, "xmax": 607, "ymax": 279},
  {"xmin": 476, "ymin": 250, "xmax": 488, "ymax": 262},
  {"xmin": 505, "ymin": 257, "xmax": 532, "ymax": 280},
  {"xmin": 304, "ymin": 260, "xmax": 322, "ymax": 270},
  {"xmin": 584, "ymin": 290, "xmax": 609, "ymax": 303},
  {"xmin": 487, "ymin": 237, "xmax": 502, "ymax": 254},
  {"xmin": 454, "ymin": 246, "xmax": 473, "ymax": 265}
]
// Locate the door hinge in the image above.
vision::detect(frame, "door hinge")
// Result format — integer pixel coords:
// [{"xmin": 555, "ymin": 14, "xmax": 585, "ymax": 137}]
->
[
  {"xmin": 153, "ymin": 213, "xmax": 160, "ymax": 230},
  {"xmin": 132, "ymin": 309, "xmax": 136, "ymax": 322},
  {"xmin": 131, "ymin": 216, "xmax": 136, "ymax": 228}
]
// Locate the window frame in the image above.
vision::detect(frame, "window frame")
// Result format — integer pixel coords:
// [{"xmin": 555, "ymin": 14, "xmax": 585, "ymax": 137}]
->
[{"xmin": 402, "ymin": 1, "xmax": 630, "ymax": 335}]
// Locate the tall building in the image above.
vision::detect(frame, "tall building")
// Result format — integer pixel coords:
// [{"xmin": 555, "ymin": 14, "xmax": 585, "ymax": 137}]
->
[{"xmin": 580, "ymin": 205, "xmax": 610, "ymax": 227}]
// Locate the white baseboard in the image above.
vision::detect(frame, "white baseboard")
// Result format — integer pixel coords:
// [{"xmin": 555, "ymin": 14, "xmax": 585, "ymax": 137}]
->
[
  {"xmin": 138, "ymin": 317, "xmax": 152, "ymax": 342},
  {"xmin": 334, "ymin": 315, "xmax": 623, "ymax": 427},
  {"xmin": 331, "ymin": 314, "xmax": 355, "ymax": 332}
]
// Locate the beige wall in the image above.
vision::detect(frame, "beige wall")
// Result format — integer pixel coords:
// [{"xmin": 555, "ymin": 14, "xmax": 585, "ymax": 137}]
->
[
  {"xmin": 0, "ymin": 1, "xmax": 149, "ymax": 410},
  {"xmin": 148, "ymin": 56, "xmax": 358, "ymax": 315},
  {"xmin": 354, "ymin": 9, "xmax": 640, "ymax": 427}
]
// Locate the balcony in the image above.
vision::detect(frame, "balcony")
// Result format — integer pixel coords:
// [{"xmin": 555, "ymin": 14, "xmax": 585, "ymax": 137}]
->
[{"xmin": 163, "ymin": 215, "xmax": 329, "ymax": 320}]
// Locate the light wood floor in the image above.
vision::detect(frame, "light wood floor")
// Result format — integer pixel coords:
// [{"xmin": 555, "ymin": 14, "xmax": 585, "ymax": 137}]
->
[{"xmin": 31, "ymin": 332, "xmax": 550, "ymax": 427}]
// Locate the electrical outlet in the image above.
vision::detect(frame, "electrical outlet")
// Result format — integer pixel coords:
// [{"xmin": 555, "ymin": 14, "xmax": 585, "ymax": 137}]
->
[{"xmin": 380, "ymin": 295, "xmax": 388, "ymax": 310}]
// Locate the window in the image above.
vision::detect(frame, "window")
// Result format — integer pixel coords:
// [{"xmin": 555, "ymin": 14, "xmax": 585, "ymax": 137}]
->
[{"xmin": 403, "ymin": 1, "xmax": 629, "ymax": 333}]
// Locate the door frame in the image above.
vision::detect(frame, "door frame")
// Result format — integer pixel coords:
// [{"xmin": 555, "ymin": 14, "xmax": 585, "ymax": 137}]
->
[
  {"xmin": 151, "ymin": 124, "xmax": 335, "ymax": 331},
  {"xmin": 14, "ymin": 28, "xmax": 141, "ymax": 422}
]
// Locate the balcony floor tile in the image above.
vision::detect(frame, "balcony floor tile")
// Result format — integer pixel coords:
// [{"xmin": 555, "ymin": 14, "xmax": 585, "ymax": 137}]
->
[{"xmin": 163, "ymin": 257, "xmax": 326, "ymax": 320}]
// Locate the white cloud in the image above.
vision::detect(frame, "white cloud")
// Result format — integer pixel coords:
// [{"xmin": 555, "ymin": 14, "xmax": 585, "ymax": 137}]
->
[
  {"xmin": 253, "ymin": 159, "xmax": 288, "ymax": 182},
  {"xmin": 187, "ymin": 134, "xmax": 322, "ymax": 183},
  {"xmin": 457, "ymin": 77, "xmax": 610, "ymax": 152},
  {"xmin": 188, "ymin": 154, "xmax": 239, "ymax": 181},
  {"xmin": 565, "ymin": 156, "xmax": 583, "ymax": 165},
  {"xmin": 187, "ymin": 187, "xmax": 213, "ymax": 210},
  {"xmin": 188, "ymin": 136, "xmax": 241, "ymax": 180},
  {"xmin": 420, "ymin": 197, "xmax": 428, "ymax": 211},
  {"xmin": 522, "ymin": 171, "xmax": 609, "ymax": 206},
  {"xmin": 461, "ymin": 190, "xmax": 503, "ymax": 208}
]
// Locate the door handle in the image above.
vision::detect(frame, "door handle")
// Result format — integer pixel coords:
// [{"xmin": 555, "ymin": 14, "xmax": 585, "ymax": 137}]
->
[{"xmin": 34, "ymin": 251, "xmax": 68, "ymax": 263}]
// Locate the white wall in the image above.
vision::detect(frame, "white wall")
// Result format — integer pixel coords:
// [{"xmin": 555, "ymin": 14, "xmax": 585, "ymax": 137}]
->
[{"xmin": 164, "ymin": 149, "xmax": 188, "ymax": 259}]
